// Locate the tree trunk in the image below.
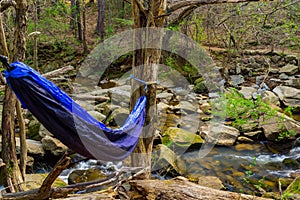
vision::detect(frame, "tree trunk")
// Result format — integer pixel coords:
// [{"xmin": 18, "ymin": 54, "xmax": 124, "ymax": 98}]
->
[
  {"xmin": 96, "ymin": 0, "xmax": 105, "ymax": 39},
  {"xmin": 82, "ymin": 1, "xmax": 88, "ymax": 54},
  {"xmin": 76, "ymin": 0, "xmax": 83, "ymax": 41},
  {"xmin": 130, "ymin": 0, "xmax": 167, "ymax": 179},
  {"xmin": 0, "ymin": 0, "xmax": 28, "ymax": 192},
  {"xmin": 70, "ymin": 0, "xmax": 76, "ymax": 32}
]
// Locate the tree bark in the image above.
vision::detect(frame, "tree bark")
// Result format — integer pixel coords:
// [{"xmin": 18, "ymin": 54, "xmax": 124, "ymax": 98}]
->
[
  {"xmin": 0, "ymin": 0, "xmax": 28, "ymax": 192},
  {"xmin": 129, "ymin": 177, "xmax": 272, "ymax": 200},
  {"xmin": 76, "ymin": 0, "xmax": 82, "ymax": 41},
  {"xmin": 130, "ymin": 0, "xmax": 167, "ymax": 179},
  {"xmin": 96, "ymin": 0, "xmax": 105, "ymax": 39}
]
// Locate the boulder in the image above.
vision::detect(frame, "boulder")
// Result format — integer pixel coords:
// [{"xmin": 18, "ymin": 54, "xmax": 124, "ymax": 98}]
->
[
  {"xmin": 26, "ymin": 139, "xmax": 45, "ymax": 156},
  {"xmin": 68, "ymin": 168, "xmax": 107, "ymax": 185},
  {"xmin": 27, "ymin": 118, "xmax": 42, "ymax": 140},
  {"xmin": 285, "ymin": 78, "xmax": 300, "ymax": 89},
  {"xmin": 261, "ymin": 91, "xmax": 280, "ymax": 106},
  {"xmin": 171, "ymin": 101, "xmax": 197, "ymax": 114},
  {"xmin": 41, "ymin": 135, "xmax": 68, "ymax": 156},
  {"xmin": 108, "ymin": 85, "xmax": 131, "ymax": 104},
  {"xmin": 157, "ymin": 92, "xmax": 173, "ymax": 101},
  {"xmin": 88, "ymin": 110, "xmax": 106, "ymax": 122},
  {"xmin": 162, "ymin": 127, "xmax": 204, "ymax": 148},
  {"xmin": 273, "ymin": 86, "xmax": 300, "ymax": 107},
  {"xmin": 201, "ymin": 124, "xmax": 239, "ymax": 146},
  {"xmin": 279, "ymin": 64, "xmax": 299, "ymax": 75},
  {"xmin": 0, "ymin": 137, "xmax": 45, "ymax": 156},
  {"xmin": 260, "ymin": 112, "xmax": 300, "ymax": 141},
  {"xmin": 104, "ymin": 107, "xmax": 129, "ymax": 126},
  {"xmin": 25, "ymin": 174, "xmax": 66, "ymax": 190},
  {"xmin": 197, "ymin": 176, "xmax": 225, "ymax": 190},
  {"xmin": 239, "ymin": 87, "xmax": 257, "ymax": 100},
  {"xmin": 39, "ymin": 124, "xmax": 53, "ymax": 138},
  {"xmin": 230, "ymin": 75, "xmax": 245, "ymax": 86}
]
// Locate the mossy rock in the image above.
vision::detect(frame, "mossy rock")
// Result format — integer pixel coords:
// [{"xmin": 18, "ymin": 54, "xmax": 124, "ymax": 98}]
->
[
  {"xmin": 162, "ymin": 127, "xmax": 204, "ymax": 148},
  {"xmin": 68, "ymin": 168, "xmax": 107, "ymax": 185},
  {"xmin": 193, "ymin": 78, "xmax": 208, "ymax": 94},
  {"xmin": 25, "ymin": 174, "xmax": 67, "ymax": 190}
]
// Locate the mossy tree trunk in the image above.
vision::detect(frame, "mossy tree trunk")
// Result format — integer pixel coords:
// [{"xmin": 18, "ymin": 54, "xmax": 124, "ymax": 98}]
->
[{"xmin": 130, "ymin": 0, "xmax": 167, "ymax": 179}]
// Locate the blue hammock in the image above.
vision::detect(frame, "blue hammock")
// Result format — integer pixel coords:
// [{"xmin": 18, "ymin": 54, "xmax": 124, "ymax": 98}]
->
[{"xmin": 3, "ymin": 60, "xmax": 146, "ymax": 161}]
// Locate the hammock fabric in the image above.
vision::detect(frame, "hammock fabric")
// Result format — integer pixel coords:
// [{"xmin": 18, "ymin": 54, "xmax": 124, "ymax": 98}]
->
[{"xmin": 4, "ymin": 61, "xmax": 146, "ymax": 161}]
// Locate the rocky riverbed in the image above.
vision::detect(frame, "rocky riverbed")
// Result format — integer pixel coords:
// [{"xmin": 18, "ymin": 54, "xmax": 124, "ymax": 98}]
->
[{"xmin": 0, "ymin": 51, "xmax": 300, "ymax": 199}]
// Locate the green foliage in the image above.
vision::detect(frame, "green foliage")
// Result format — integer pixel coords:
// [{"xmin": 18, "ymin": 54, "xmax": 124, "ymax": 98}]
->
[
  {"xmin": 243, "ymin": 156, "xmax": 257, "ymax": 184},
  {"xmin": 113, "ymin": 18, "xmax": 134, "ymax": 26},
  {"xmin": 212, "ymin": 88, "xmax": 275, "ymax": 130}
]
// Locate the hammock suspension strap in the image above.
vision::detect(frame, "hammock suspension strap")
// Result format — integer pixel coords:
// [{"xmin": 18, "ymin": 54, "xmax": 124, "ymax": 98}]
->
[{"xmin": 130, "ymin": 74, "xmax": 159, "ymax": 91}]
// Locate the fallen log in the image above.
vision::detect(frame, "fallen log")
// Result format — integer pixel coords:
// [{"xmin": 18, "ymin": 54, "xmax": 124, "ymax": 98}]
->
[{"xmin": 129, "ymin": 176, "xmax": 273, "ymax": 200}]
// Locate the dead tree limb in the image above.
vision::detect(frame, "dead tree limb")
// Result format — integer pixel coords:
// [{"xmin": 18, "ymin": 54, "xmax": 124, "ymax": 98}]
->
[{"xmin": 168, "ymin": 0, "xmax": 276, "ymax": 14}]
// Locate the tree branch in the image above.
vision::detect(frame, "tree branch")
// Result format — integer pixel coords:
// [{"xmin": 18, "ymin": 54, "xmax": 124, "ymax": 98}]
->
[
  {"xmin": 168, "ymin": 0, "xmax": 276, "ymax": 14},
  {"xmin": 0, "ymin": 0, "xmax": 16, "ymax": 12}
]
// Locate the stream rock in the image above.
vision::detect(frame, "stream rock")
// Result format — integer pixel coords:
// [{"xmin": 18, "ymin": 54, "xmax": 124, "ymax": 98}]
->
[
  {"xmin": 201, "ymin": 124, "xmax": 240, "ymax": 146},
  {"xmin": 68, "ymin": 168, "xmax": 107, "ymax": 185},
  {"xmin": 197, "ymin": 175, "xmax": 225, "ymax": 190},
  {"xmin": 260, "ymin": 112, "xmax": 300, "ymax": 141},
  {"xmin": 162, "ymin": 127, "xmax": 204, "ymax": 148},
  {"xmin": 239, "ymin": 86, "xmax": 257, "ymax": 100},
  {"xmin": 41, "ymin": 135, "xmax": 68, "ymax": 156},
  {"xmin": 273, "ymin": 86, "xmax": 300, "ymax": 107},
  {"xmin": 279, "ymin": 64, "xmax": 299, "ymax": 75},
  {"xmin": 261, "ymin": 91, "xmax": 280, "ymax": 106},
  {"xmin": 285, "ymin": 78, "xmax": 300, "ymax": 89},
  {"xmin": 25, "ymin": 174, "xmax": 66, "ymax": 190}
]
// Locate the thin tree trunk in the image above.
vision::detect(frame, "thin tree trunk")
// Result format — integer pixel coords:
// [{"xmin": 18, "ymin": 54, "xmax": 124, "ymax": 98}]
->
[
  {"xmin": 82, "ymin": 1, "xmax": 88, "ymax": 54},
  {"xmin": 76, "ymin": 0, "xmax": 82, "ymax": 41},
  {"xmin": 96, "ymin": 0, "xmax": 105, "ymax": 39},
  {"xmin": 70, "ymin": 0, "xmax": 76, "ymax": 33},
  {"xmin": 33, "ymin": 0, "xmax": 38, "ymax": 68},
  {"xmin": 131, "ymin": 0, "xmax": 167, "ymax": 179}
]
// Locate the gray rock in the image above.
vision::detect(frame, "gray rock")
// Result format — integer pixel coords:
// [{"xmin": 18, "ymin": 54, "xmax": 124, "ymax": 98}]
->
[
  {"xmin": 273, "ymin": 86, "xmax": 300, "ymax": 107},
  {"xmin": 197, "ymin": 176, "xmax": 225, "ymax": 190},
  {"xmin": 26, "ymin": 139, "xmax": 45, "ymax": 156},
  {"xmin": 285, "ymin": 55, "xmax": 298, "ymax": 63},
  {"xmin": 0, "ymin": 136, "xmax": 45, "ymax": 156},
  {"xmin": 157, "ymin": 92, "xmax": 173, "ymax": 101},
  {"xmin": 201, "ymin": 124, "xmax": 239, "ymax": 146},
  {"xmin": 108, "ymin": 85, "xmax": 131, "ymax": 104},
  {"xmin": 88, "ymin": 111, "xmax": 106, "ymax": 122},
  {"xmin": 239, "ymin": 87, "xmax": 257, "ymax": 100},
  {"xmin": 279, "ymin": 73, "xmax": 290, "ymax": 80},
  {"xmin": 105, "ymin": 107, "xmax": 129, "ymax": 126},
  {"xmin": 230, "ymin": 75, "xmax": 244, "ymax": 86},
  {"xmin": 279, "ymin": 64, "xmax": 299, "ymax": 75},
  {"xmin": 39, "ymin": 125, "xmax": 53, "ymax": 138},
  {"xmin": 28, "ymin": 118, "xmax": 42, "ymax": 140},
  {"xmin": 269, "ymin": 68, "xmax": 279, "ymax": 74},
  {"xmin": 260, "ymin": 113, "xmax": 300, "ymax": 141},
  {"xmin": 261, "ymin": 91, "xmax": 280, "ymax": 106},
  {"xmin": 285, "ymin": 78, "xmax": 300, "ymax": 89},
  {"xmin": 41, "ymin": 135, "xmax": 68, "ymax": 156},
  {"xmin": 175, "ymin": 101, "xmax": 197, "ymax": 114},
  {"xmin": 244, "ymin": 130, "xmax": 263, "ymax": 137}
]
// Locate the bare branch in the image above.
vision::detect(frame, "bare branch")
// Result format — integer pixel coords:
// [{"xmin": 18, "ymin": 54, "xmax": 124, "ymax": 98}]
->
[
  {"xmin": 168, "ymin": 0, "xmax": 276, "ymax": 14},
  {"xmin": 0, "ymin": 0, "xmax": 16, "ymax": 12}
]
